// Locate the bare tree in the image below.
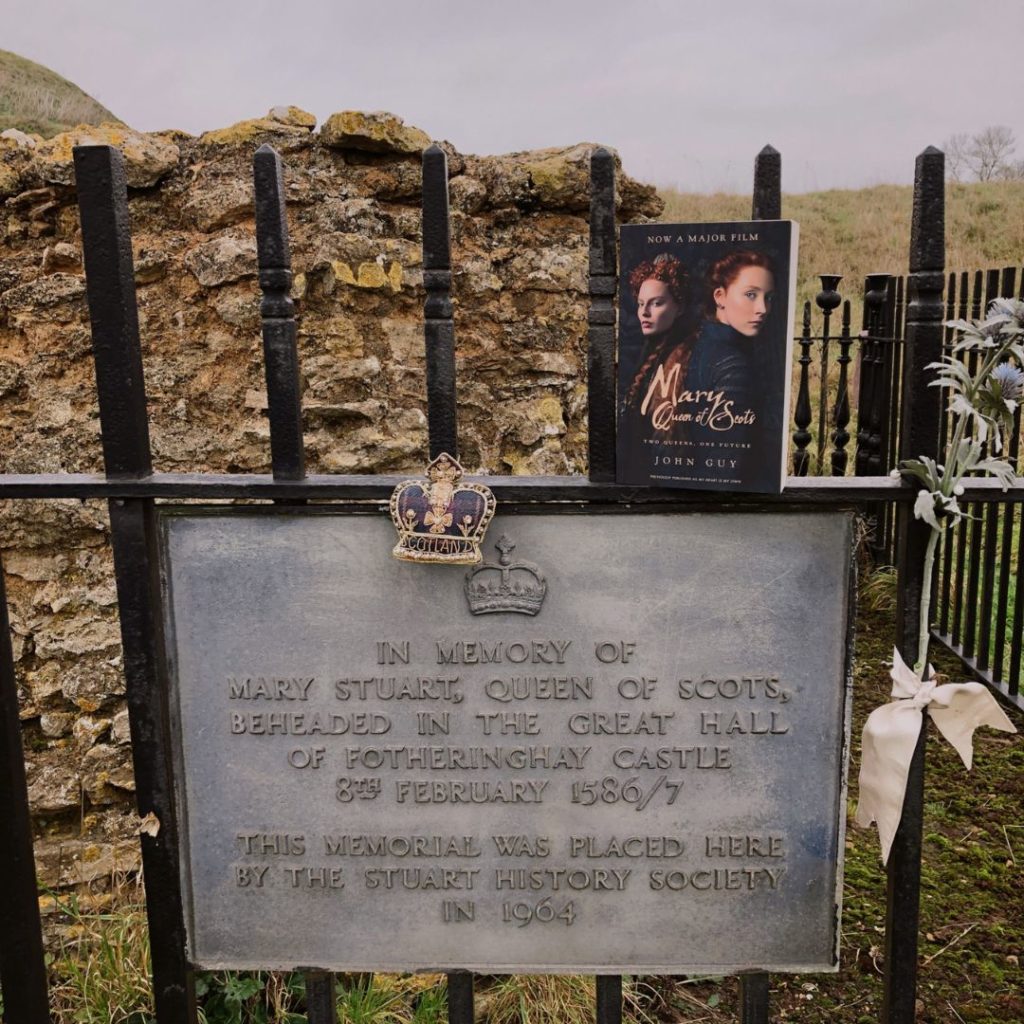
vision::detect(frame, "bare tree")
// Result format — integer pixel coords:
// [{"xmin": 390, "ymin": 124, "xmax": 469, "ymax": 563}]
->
[
  {"xmin": 970, "ymin": 126, "xmax": 1016, "ymax": 181},
  {"xmin": 942, "ymin": 126, "xmax": 1018, "ymax": 182},
  {"xmin": 996, "ymin": 158, "xmax": 1024, "ymax": 182},
  {"xmin": 943, "ymin": 132, "xmax": 970, "ymax": 182}
]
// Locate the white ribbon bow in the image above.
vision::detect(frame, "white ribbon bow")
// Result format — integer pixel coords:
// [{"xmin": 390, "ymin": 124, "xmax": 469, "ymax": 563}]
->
[{"xmin": 855, "ymin": 647, "xmax": 1017, "ymax": 864}]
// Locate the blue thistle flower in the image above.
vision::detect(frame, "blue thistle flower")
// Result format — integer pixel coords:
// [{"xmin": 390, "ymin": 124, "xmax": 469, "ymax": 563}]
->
[{"xmin": 991, "ymin": 363, "xmax": 1024, "ymax": 402}]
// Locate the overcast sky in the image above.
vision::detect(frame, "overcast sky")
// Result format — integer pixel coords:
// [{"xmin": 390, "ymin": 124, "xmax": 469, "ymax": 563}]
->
[{"xmin": 7, "ymin": 0, "xmax": 1023, "ymax": 193}]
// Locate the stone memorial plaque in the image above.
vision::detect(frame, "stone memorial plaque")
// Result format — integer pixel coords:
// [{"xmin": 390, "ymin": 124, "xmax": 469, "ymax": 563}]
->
[{"xmin": 160, "ymin": 509, "xmax": 853, "ymax": 973}]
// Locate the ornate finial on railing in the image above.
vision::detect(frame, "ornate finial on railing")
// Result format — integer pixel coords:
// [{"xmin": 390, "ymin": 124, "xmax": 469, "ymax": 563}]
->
[
  {"xmin": 254, "ymin": 144, "xmax": 294, "ymax": 321},
  {"xmin": 792, "ymin": 301, "xmax": 814, "ymax": 475},
  {"xmin": 752, "ymin": 144, "xmax": 781, "ymax": 220},
  {"xmin": 253, "ymin": 144, "xmax": 305, "ymax": 482},
  {"xmin": 588, "ymin": 147, "xmax": 617, "ymax": 482},
  {"xmin": 831, "ymin": 300, "xmax": 853, "ymax": 475},
  {"xmin": 422, "ymin": 143, "xmax": 457, "ymax": 461},
  {"xmin": 814, "ymin": 275, "xmax": 843, "ymax": 472}
]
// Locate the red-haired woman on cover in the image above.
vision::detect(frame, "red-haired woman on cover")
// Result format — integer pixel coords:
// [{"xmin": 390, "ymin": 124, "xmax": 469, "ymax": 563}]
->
[{"xmin": 619, "ymin": 253, "xmax": 693, "ymax": 433}]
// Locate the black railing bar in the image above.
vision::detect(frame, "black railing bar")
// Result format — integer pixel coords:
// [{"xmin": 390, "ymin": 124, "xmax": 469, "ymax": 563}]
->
[
  {"xmin": 304, "ymin": 972, "xmax": 336, "ymax": 1024},
  {"xmin": 447, "ymin": 972, "xmax": 474, "ymax": 1024},
  {"xmin": 992, "ymin": 416, "xmax": 1021, "ymax": 678},
  {"xmin": 422, "ymin": 144, "xmax": 458, "ymax": 460},
  {"xmin": 255, "ymin": 143, "xmax": 332, "ymax": 1023},
  {"xmin": 0, "ymin": 552, "xmax": 50, "ymax": 1022},
  {"xmin": 739, "ymin": 972, "xmax": 770, "ymax": 1024},
  {"xmin": 1, "ymin": 473, "xmax": 1023, "ymax": 502},
  {"xmin": 977, "ymin": 500, "xmax": 1000, "ymax": 670},
  {"xmin": 74, "ymin": 144, "xmax": 152, "ymax": 478},
  {"xmin": 253, "ymin": 144, "xmax": 306, "ymax": 483},
  {"xmin": 74, "ymin": 143, "xmax": 198, "ymax": 1023},
  {"xmin": 1008, "ymin": 500, "xmax": 1024, "ymax": 690},
  {"xmin": 586, "ymin": 146, "xmax": 617, "ymax": 483},
  {"xmin": 931, "ymin": 631, "xmax": 1024, "ymax": 714},
  {"xmin": 883, "ymin": 143, "xmax": 945, "ymax": 1024},
  {"xmin": 595, "ymin": 974, "xmax": 622, "ymax": 1024}
]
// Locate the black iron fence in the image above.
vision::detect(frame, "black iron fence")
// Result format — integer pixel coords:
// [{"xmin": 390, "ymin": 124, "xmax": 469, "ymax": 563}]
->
[
  {"xmin": 0, "ymin": 139, "xmax": 1019, "ymax": 1024},
  {"xmin": 786, "ymin": 262, "xmax": 1024, "ymax": 713},
  {"xmin": 931, "ymin": 267, "xmax": 1024, "ymax": 710},
  {"xmin": 788, "ymin": 273, "xmax": 904, "ymax": 489}
]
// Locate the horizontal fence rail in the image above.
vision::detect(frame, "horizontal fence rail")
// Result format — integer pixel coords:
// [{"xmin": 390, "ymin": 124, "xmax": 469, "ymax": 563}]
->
[{"xmin": 0, "ymin": 471, "xmax": 1020, "ymax": 503}]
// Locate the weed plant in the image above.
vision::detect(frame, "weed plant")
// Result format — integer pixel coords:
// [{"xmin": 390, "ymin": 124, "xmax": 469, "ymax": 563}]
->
[{"xmin": 47, "ymin": 880, "xmax": 151, "ymax": 1024}]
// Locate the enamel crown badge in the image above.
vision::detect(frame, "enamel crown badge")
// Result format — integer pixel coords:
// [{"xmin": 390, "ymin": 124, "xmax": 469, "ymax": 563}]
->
[{"xmin": 390, "ymin": 453, "xmax": 496, "ymax": 564}]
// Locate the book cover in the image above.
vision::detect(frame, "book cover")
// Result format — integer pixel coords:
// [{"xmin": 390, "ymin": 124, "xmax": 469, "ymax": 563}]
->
[{"xmin": 616, "ymin": 220, "xmax": 799, "ymax": 493}]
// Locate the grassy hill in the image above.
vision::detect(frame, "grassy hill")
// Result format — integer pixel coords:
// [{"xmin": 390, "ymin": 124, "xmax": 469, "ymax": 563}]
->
[
  {"xmin": 658, "ymin": 180, "xmax": 1024, "ymax": 312},
  {"xmin": 0, "ymin": 49, "xmax": 120, "ymax": 138}
]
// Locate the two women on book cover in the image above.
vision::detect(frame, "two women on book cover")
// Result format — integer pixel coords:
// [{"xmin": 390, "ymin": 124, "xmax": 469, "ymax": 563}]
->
[{"xmin": 616, "ymin": 222, "xmax": 797, "ymax": 494}]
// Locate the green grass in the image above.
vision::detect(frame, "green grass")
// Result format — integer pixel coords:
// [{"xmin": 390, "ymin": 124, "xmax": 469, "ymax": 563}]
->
[
  {"xmin": 0, "ymin": 49, "xmax": 120, "ymax": 138},
  {"xmin": 47, "ymin": 885, "xmax": 152, "ymax": 1024},
  {"xmin": 657, "ymin": 181, "xmax": 1024, "ymax": 318}
]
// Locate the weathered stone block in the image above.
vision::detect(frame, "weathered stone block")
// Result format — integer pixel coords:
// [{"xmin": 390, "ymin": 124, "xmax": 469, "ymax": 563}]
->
[
  {"xmin": 321, "ymin": 110, "xmax": 431, "ymax": 155},
  {"xmin": 184, "ymin": 230, "xmax": 258, "ymax": 287},
  {"xmin": 35, "ymin": 123, "xmax": 180, "ymax": 188}
]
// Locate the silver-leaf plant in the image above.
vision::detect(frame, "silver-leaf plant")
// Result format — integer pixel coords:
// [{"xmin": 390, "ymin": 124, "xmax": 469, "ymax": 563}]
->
[{"xmin": 897, "ymin": 297, "xmax": 1024, "ymax": 676}]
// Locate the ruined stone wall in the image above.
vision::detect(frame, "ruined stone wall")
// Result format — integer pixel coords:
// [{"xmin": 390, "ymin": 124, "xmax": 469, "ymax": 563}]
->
[{"xmin": 0, "ymin": 109, "xmax": 661, "ymax": 888}]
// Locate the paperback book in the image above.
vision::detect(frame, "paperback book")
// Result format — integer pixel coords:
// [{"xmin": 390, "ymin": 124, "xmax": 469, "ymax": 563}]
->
[{"xmin": 616, "ymin": 220, "xmax": 799, "ymax": 493}]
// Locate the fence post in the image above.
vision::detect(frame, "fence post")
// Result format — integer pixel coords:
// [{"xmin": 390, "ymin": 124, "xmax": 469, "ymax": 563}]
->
[
  {"xmin": 254, "ymin": 144, "xmax": 305, "ymax": 482},
  {"xmin": 422, "ymin": 144, "xmax": 458, "ymax": 460},
  {"xmin": 74, "ymin": 144, "xmax": 198, "ymax": 1024},
  {"xmin": 0, "ymin": 555, "xmax": 50, "ymax": 1023},
  {"xmin": 596, "ymin": 975, "xmax": 622, "ymax": 1024},
  {"xmin": 421, "ymin": 145, "xmax": 475, "ymax": 1023},
  {"xmin": 751, "ymin": 144, "xmax": 781, "ymax": 220},
  {"xmin": 883, "ymin": 146, "xmax": 945, "ymax": 1024},
  {"xmin": 447, "ymin": 972, "xmax": 474, "ymax": 1024},
  {"xmin": 253, "ymin": 147, "xmax": 344, "ymax": 1023},
  {"xmin": 588, "ymin": 148, "xmax": 617, "ymax": 482},
  {"xmin": 855, "ymin": 274, "xmax": 891, "ymax": 476},
  {"xmin": 734, "ymin": 145, "xmax": 782, "ymax": 1024}
]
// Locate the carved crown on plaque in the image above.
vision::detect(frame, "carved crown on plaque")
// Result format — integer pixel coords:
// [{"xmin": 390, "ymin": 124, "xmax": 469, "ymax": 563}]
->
[
  {"xmin": 465, "ymin": 535, "xmax": 547, "ymax": 616},
  {"xmin": 390, "ymin": 453, "xmax": 496, "ymax": 564}
]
